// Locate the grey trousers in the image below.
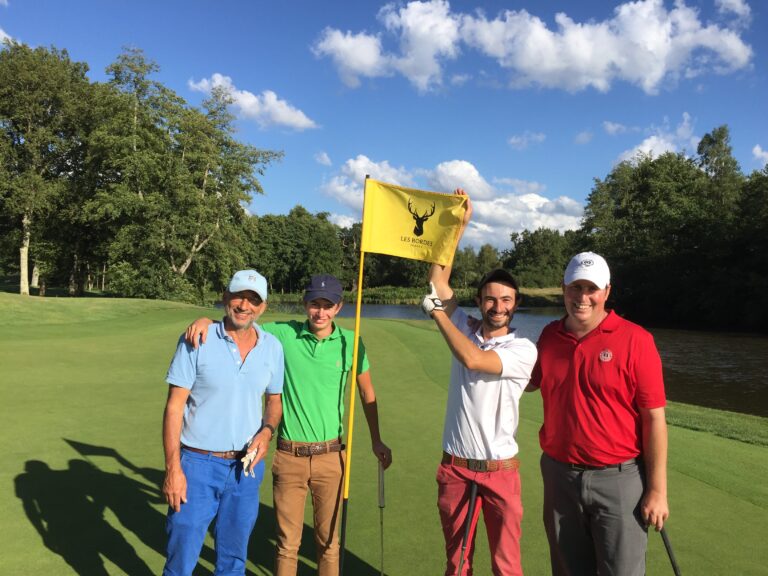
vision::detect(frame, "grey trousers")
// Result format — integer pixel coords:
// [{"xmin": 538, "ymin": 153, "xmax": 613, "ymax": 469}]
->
[{"xmin": 541, "ymin": 453, "xmax": 648, "ymax": 576}]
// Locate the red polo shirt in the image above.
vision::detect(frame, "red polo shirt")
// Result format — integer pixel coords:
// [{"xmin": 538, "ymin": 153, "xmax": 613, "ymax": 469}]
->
[{"xmin": 530, "ymin": 310, "xmax": 665, "ymax": 466}]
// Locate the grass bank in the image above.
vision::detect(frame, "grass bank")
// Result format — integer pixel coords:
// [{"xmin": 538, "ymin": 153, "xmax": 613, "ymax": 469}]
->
[{"xmin": 1, "ymin": 294, "xmax": 765, "ymax": 574}]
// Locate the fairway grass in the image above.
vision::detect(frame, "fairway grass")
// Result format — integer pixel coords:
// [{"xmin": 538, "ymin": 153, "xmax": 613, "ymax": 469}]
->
[{"xmin": 1, "ymin": 294, "xmax": 767, "ymax": 575}]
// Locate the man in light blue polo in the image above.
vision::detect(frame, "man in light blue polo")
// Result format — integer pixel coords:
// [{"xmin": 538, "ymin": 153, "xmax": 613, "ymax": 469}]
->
[{"xmin": 161, "ymin": 269, "xmax": 284, "ymax": 576}]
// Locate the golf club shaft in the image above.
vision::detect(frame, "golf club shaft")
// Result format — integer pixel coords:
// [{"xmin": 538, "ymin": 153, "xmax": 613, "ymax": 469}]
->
[
  {"xmin": 660, "ymin": 527, "xmax": 682, "ymax": 576},
  {"xmin": 457, "ymin": 481, "xmax": 478, "ymax": 576},
  {"xmin": 379, "ymin": 461, "xmax": 385, "ymax": 508},
  {"xmin": 379, "ymin": 461, "xmax": 385, "ymax": 576}
]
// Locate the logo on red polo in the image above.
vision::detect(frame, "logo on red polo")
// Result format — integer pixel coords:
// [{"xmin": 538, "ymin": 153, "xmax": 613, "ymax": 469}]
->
[{"xmin": 599, "ymin": 349, "xmax": 613, "ymax": 362}]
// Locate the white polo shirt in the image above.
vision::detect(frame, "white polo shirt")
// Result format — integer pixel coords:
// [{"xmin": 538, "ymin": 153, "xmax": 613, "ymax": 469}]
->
[{"xmin": 442, "ymin": 307, "xmax": 538, "ymax": 461}]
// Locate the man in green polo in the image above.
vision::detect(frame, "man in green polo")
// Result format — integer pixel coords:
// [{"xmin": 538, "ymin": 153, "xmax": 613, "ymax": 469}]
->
[{"xmin": 186, "ymin": 274, "xmax": 391, "ymax": 576}]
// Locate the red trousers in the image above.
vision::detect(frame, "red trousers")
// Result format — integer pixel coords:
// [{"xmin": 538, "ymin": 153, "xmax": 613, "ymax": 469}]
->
[{"xmin": 436, "ymin": 463, "xmax": 524, "ymax": 576}]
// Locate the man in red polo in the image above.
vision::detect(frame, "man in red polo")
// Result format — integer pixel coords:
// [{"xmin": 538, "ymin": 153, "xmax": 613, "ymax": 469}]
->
[{"xmin": 529, "ymin": 252, "xmax": 669, "ymax": 575}]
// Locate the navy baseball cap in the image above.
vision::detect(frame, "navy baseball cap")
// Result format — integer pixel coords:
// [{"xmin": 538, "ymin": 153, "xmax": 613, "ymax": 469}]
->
[{"xmin": 303, "ymin": 274, "xmax": 343, "ymax": 304}]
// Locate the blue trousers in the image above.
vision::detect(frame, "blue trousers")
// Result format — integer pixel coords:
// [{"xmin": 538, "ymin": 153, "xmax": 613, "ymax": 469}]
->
[{"xmin": 163, "ymin": 449, "xmax": 265, "ymax": 576}]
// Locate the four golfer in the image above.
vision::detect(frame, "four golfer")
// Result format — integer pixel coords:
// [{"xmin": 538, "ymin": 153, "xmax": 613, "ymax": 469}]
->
[{"xmin": 163, "ymin": 203, "xmax": 670, "ymax": 574}]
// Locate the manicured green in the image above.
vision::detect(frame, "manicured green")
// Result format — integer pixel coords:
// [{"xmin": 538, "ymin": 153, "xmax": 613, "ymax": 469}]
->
[{"xmin": 1, "ymin": 293, "xmax": 766, "ymax": 574}]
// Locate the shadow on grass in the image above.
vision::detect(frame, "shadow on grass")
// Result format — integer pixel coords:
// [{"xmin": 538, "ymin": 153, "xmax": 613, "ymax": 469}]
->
[{"xmin": 14, "ymin": 440, "xmax": 379, "ymax": 576}]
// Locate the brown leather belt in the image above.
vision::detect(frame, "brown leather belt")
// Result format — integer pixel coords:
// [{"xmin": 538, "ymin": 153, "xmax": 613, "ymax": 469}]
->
[
  {"xmin": 442, "ymin": 451, "xmax": 519, "ymax": 472},
  {"xmin": 182, "ymin": 445, "xmax": 245, "ymax": 460},
  {"xmin": 277, "ymin": 437, "xmax": 344, "ymax": 457}
]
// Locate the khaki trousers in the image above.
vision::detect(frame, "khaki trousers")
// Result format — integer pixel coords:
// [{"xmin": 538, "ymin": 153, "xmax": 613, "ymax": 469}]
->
[{"xmin": 272, "ymin": 447, "xmax": 345, "ymax": 576}]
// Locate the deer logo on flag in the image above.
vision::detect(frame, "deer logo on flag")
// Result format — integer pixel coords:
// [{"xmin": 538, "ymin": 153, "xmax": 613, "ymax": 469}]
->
[{"xmin": 407, "ymin": 199, "xmax": 435, "ymax": 237}]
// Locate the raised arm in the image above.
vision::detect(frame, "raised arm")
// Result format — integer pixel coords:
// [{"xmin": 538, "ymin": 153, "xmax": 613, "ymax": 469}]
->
[
  {"xmin": 356, "ymin": 370, "xmax": 392, "ymax": 469},
  {"xmin": 430, "ymin": 310, "xmax": 503, "ymax": 374}
]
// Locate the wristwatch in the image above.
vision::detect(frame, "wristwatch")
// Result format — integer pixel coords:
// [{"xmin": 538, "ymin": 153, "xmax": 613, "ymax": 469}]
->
[{"xmin": 261, "ymin": 423, "xmax": 275, "ymax": 439}]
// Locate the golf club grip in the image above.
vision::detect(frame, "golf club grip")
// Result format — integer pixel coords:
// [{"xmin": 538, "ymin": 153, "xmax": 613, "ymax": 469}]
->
[
  {"xmin": 378, "ymin": 461, "xmax": 385, "ymax": 508},
  {"xmin": 660, "ymin": 527, "xmax": 682, "ymax": 576}
]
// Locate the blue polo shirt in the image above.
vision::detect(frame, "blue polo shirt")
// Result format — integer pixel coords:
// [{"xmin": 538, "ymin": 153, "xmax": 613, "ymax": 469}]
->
[{"xmin": 166, "ymin": 320, "xmax": 284, "ymax": 451}]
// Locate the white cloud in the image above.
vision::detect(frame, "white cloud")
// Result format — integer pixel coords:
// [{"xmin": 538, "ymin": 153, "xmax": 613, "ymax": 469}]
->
[
  {"xmin": 312, "ymin": 28, "xmax": 391, "ymax": 88},
  {"xmin": 716, "ymin": 0, "xmax": 751, "ymax": 20},
  {"xmin": 462, "ymin": 0, "xmax": 753, "ymax": 94},
  {"xmin": 427, "ymin": 159, "xmax": 494, "ymax": 199},
  {"xmin": 450, "ymin": 73, "xmax": 471, "ymax": 86},
  {"xmin": 328, "ymin": 213, "xmax": 356, "ymax": 229},
  {"xmin": 603, "ymin": 121, "xmax": 628, "ymax": 135},
  {"xmin": 0, "ymin": 1, "xmax": 9, "ymax": 8},
  {"xmin": 315, "ymin": 151, "xmax": 332, "ymax": 166},
  {"xmin": 0, "ymin": 27, "xmax": 10, "ymax": 43},
  {"xmin": 320, "ymin": 154, "xmax": 416, "ymax": 211},
  {"xmin": 753, "ymin": 145, "xmax": 768, "ymax": 166},
  {"xmin": 322, "ymin": 156, "xmax": 583, "ymax": 248},
  {"xmin": 188, "ymin": 73, "xmax": 317, "ymax": 131},
  {"xmin": 617, "ymin": 112, "xmax": 698, "ymax": 163},
  {"xmin": 316, "ymin": 0, "xmax": 753, "ymax": 95},
  {"xmin": 378, "ymin": 0, "xmax": 462, "ymax": 92},
  {"xmin": 508, "ymin": 130, "xmax": 546, "ymax": 150},
  {"xmin": 575, "ymin": 130, "xmax": 593, "ymax": 145},
  {"xmin": 464, "ymin": 191, "xmax": 582, "ymax": 248}
]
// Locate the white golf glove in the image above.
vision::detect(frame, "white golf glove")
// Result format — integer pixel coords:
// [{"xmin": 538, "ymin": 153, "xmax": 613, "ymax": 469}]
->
[
  {"xmin": 421, "ymin": 282, "xmax": 445, "ymax": 317},
  {"xmin": 241, "ymin": 447, "xmax": 259, "ymax": 477}
]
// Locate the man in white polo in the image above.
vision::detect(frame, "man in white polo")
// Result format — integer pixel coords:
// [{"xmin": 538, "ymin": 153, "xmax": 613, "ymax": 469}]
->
[{"xmin": 422, "ymin": 190, "xmax": 537, "ymax": 576}]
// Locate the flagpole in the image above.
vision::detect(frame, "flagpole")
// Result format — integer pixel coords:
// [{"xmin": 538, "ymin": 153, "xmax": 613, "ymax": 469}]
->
[{"xmin": 339, "ymin": 175, "xmax": 369, "ymax": 575}]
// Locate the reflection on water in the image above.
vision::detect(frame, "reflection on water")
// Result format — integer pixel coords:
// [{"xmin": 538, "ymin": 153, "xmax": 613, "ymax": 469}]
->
[
  {"xmin": 278, "ymin": 303, "xmax": 768, "ymax": 417},
  {"xmin": 652, "ymin": 330, "xmax": 768, "ymax": 417}
]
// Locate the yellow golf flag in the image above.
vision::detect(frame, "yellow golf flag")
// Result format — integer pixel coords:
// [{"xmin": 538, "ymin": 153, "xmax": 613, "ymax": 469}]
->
[{"xmin": 361, "ymin": 179, "xmax": 468, "ymax": 266}]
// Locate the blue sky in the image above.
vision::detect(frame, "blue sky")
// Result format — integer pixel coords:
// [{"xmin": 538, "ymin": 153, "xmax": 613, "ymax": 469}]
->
[{"xmin": 2, "ymin": 0, "xmax": 766, "ymax": 249}]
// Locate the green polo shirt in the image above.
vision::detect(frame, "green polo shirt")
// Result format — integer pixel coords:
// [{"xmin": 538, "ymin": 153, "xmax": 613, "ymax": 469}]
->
[{"xmin": 264, "ymin": 320, "xmax": 369, "ymax": 443}]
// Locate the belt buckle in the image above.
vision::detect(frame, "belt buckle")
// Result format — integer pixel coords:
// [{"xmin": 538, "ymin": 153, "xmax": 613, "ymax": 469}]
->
[{"xmin": 466, "ymin": 459, "xmax": 487, "ymax": 472}]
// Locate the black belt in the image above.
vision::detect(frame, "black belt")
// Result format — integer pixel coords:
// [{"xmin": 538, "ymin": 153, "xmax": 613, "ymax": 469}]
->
[{"xmin": 565, "ymin": 457, "xmax": 638, "ymax": 471}]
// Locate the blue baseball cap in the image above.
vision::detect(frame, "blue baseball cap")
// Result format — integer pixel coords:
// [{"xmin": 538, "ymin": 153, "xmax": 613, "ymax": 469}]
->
[
  {"xmin": 303, "ymin": 274, "xmax": 343, "ymax": 304},
  {"xmin": 227, "ymin": 269, "xmax": 268, "ymax": 301}
]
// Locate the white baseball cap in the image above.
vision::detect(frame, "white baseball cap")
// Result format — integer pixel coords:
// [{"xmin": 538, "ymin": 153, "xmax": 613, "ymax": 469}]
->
[
  {"xmin": 563, "ymin": 252, "xmax": 610, "ymax": 289},
  {"xmin": 227, "ymin": 269, "xmax": 268, "ymax": 301}
]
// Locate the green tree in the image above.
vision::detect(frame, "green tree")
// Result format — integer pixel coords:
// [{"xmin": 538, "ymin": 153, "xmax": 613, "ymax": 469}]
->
[
  {"xmin": 504, "ymin": 228, "xmax": 570, "ymax": 288},
  {"xmin": 338, "ymin": 222, "xmax": 362, "ymax": 290},
  {"xmin": 0, "ymin": 41, "xmax": 90, "ymax": 294},
  {"xmin": 98, "ymin": 50, "xmax": 282, "ymax": 300},
  {"xmin": 451, "ymin": 245, "xmax": 479, "ymax": 289},
  {"xmin": 732, "ymin": 167, "xmax": 768, "ymax": 329},
  {"xmin": 476, "ymin": 244, "xmax": 501, "ymax": 274},
  {"xmin": 248, "ymin": 206, "xmax": 343, "ymax": 293}
]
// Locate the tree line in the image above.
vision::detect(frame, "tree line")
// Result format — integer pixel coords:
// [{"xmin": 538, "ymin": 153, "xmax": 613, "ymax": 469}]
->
[
  {"xmin": 0, "ymin": 42, "xmax": 507, "ymax": 302},
  {"xmin": 2, "ymin": 42, "xmax": 766, "ymax": 330},
  {"xmin": 505, "ymin": 125, "xmax": 768, "ymax": 331}
]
